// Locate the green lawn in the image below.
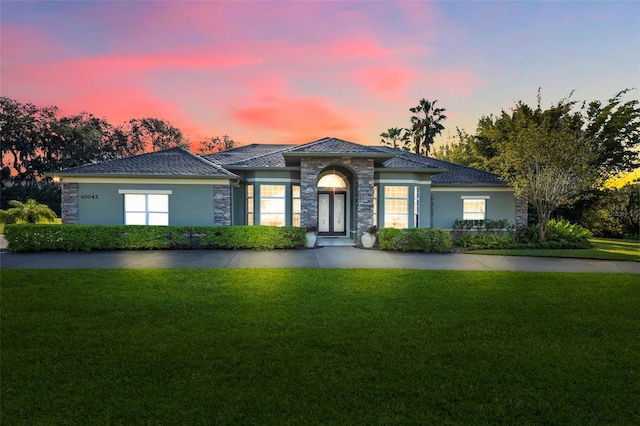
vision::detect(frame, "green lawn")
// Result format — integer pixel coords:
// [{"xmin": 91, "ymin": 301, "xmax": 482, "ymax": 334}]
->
[
  {"xmin": 2, "ymin": 269, "xmax": 638, "ymax": 425},
  {"xmin": 470, "ymin": 237, "xmax": 640, "ymax": 261}
]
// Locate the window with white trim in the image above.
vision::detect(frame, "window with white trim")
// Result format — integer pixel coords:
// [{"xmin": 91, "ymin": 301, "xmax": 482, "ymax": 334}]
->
[
  {"xmin": 120, "ymin": 191, "xmax": 170, "ymax": 226},
  {"xmin": 260, "ymin": 185, "xmax": 286, "ymax": 226},
  {"xmin": 463, "ymin": 199, "xmax": 486, "ymax": 221},
  {"xmin": 292, "ymin": 185, "xmax": 301, "ymax": 227},
  {"xmin": 414, "ymin": 186, "xmax": 420, "ymax": 227},
  {"xmin": 384, "ymin": 186, "xmax": 408, "ymax": 228},
  {"xmin": 247, "ymin": 185, "xmax": 254, "ymax": 226},
  {"xmin": 373, "ymin": 185, "xmax": 378, "ymax": 227}
]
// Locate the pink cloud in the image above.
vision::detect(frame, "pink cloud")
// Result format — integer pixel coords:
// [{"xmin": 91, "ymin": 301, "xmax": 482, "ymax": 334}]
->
[
  {"xmin": 354, "ymin": 66, "xmax": 415, "ymax": 98},
  {"xmin": 1, "ymin": 1, "xmax": 463, "ymax": 147},
  {"xmin": 232, "ymin": 95, "xmax": 356, "ymax": 143}
]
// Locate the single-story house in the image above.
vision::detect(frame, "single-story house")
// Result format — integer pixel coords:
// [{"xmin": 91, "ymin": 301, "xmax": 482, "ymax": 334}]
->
[{"xmin": 54, "ymin": 137, "xmax": 527, "ymax": 242}]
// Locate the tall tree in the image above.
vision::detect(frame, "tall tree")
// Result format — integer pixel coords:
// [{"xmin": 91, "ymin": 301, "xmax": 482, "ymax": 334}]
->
[
  {"xmin": 486, "ymin": 98, "xmax": 596, "ymax": 241},
  {"xmin": 1, "ymin": 98, "xmax": 116, "ymax": 182},
  {"xmin": 46, "ymin": 113, "xmax": 113, "ymax": 171},
  {"xmin": 477, "ymin": 89, "xmax": 640, "ymax": 182},
  {"xmin": 580, "ymin": 89, "xmax": 640, "ymax": 180},
  {"xmin": 128, "ymin": 118, "xmax": 189, "ymax": 152},
  {"xmin": 1, "ymin": 97, "xmax": 58, "ymax": 183},
  {"xmin": 379, "ymin": 127, "xmax": 408, "ymax": 150},
  {"xmin": 197, "ymin": 135, "xmax": 236, "ymax": 155},
  {"xmin": 408, "ymin": 99, "xmax": 447, "ymax": 156}
]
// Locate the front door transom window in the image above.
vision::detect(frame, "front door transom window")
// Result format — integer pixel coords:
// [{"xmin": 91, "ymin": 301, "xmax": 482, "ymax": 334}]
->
[{"xmin": 317, "ymin": 173, "xmax": 346, "ymax": 190}]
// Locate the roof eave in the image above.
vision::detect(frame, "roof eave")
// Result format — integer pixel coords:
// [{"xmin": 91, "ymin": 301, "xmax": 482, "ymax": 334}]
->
[
  {"xmin": 375, "ymin": 167, "xmax": 448, "ymax": 174},
  {"xmin": 224, "ymin": 166, "xmax": 300, "ymax": 171},
  {"xmin": 52, "ymin": 172, "xmax": 239, "ymax": 180},
  {"xmin": 431, "ymin": 182, "xmax": 509, "ymax": 187}
]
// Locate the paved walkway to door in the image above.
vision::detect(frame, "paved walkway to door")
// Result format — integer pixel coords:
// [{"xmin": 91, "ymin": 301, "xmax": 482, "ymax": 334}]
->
[{"xmin": 1, "ymin": 245, "xmax": 638, "ymax": 273}]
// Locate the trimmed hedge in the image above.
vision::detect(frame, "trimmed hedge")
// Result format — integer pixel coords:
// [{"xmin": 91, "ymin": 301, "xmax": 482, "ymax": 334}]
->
[
  {"xmin": 4, "ymin": 224, "xmax": 306, "ymax": 252},
  {"xmin": 378, "ymin": 227, "xmax": 452, "ymax": 253}
]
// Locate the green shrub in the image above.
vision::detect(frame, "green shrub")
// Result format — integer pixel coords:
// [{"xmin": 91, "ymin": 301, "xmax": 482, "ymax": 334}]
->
[
  {"xmin": 378, "ymin": 227, "xmax": 451, "ymax": 253},
  {"xmin": 519, "ymin": 218, "xmax": 592, "ymax": 247},
  {"xmin": 4, "ymin": 224, "xmax": 306, "ymax": 252},
  {"xmin": 456, "ymin": 234, "xmax": 517, "ymax": 249}
]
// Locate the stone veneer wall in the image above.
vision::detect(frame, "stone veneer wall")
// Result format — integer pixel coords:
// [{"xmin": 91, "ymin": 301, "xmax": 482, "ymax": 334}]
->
[
  {"xmin": 515, "ymin": 196, "xmax": 528, "ymax": 231},
  {"xmin": 430, "ymin": 194, "xmax": 435, "ymax": 228},
  {"xmin": 300, "ymin": 157, "xmax": 374, "ymax": 245},
  {"xmin": 213, "ymin": 184, "xmax": 232, "ymax": 226},
  {"xmin": 61, "ymin": 183, "xmax": 79, "ymax": 224}
]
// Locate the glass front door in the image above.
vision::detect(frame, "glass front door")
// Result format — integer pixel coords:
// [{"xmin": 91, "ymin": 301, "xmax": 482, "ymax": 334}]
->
[{"xmin": 318, "ymin": 191, "xmax": 346, "ymax": 235}]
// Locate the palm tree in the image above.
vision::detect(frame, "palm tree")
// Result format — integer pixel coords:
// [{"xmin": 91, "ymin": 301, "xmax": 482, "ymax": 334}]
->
[
  {"xmin": 409, "ymin": 99, "xmax": 447, "ymax": 156},
  {"xmin": 0, "ymin": 199, "xmax": 57, "ymax": 224},
  {"xmin": 379, "ymin": 127, "xmax": 405, "ymax": 149}
]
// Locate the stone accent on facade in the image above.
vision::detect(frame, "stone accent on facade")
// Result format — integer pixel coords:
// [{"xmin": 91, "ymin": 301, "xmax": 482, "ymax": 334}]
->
[
  {"xmin": 430, "ymin": 193, "xmax": 435, "ymax": 228},
  {"xmin": 515, "ymin": 196, "xmax": 528, "ymax": 231},
  {"xmin": 353, "ymin": 159, "xmax": 375, "ymax": 245},
  {"xmin": 61, "ymin": 183, "xmax": 79, "ymax": 224},
  {"xmin": 212, "ymin": 184, "xmax": 232, "ymax": 226},
  {"xmin": 300, "ymin": 157, "xmax": 375, "ymax": 245}
]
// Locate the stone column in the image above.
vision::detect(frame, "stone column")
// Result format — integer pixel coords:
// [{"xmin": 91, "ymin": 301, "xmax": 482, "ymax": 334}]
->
[
  {"xmin": 430, "ymin": 193, "xmax": 435, "ymax": 228},
  {"xmin": 515, "ymin": 196, "xmax": 528, "ymax": 231},
  {"xmin": 61, "ymin": 183, "xmax": 79, "ymax": 224},
  {"xmin": 300, "ymin": 158, "xmax": 321, "ymax": 229},
  {"xmin": 351, "ymin": 158, "xmax": 374, "ymax": 244},
  {"xmin": 212, "ymin": 184, "xmax": 232, "ymax": 226}
]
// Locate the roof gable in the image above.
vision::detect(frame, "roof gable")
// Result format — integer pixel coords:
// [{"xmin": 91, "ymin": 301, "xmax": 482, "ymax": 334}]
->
[{"xmin": 286, "ymin": 137, "xmax": 391, "ymax": 155}]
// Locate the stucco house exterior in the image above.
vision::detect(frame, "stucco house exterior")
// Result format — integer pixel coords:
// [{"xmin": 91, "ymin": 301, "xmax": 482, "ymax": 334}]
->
[{"xmin": 55, "ymin": 137, "xmax": 527, "ymax": 243}]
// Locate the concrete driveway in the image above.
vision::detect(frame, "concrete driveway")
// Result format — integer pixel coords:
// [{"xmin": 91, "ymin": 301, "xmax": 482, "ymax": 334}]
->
[{"xmin": 1, "ymin": 246, "xmax": 638, "ymax": 273}]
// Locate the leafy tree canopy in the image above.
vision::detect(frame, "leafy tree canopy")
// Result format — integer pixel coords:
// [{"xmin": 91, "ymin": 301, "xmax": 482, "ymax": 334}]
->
[
  {"xmin": 477, "ymin": 89, "xmax": 639, "ymax": 181},
  {"xmin": 1, "ymin": 97, "xmax": 192, "ymax": 184},
  {"xmin": 432, "ymin": 128, "xmax": 488, "ymax": 170},
  {"xmin": 197, "ymin": 135, "xmax": 236, "ymax": 155}
]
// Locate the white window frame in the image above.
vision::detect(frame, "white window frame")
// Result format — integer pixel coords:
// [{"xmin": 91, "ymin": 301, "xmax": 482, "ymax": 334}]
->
[
  {"xmin": 384, "ymin": 186, "xmax": 409, "ymax": 229},
  {"xmin": 118, "ymin": 189, "xmax": 171, "ymax": 226},
  {"xmin": 414, "ymin": 186, "xmax": 420, "ymax": 227},
  {"xmin": 260, "ymin": 185, "xmax": 286, "ymax": 226},
  {"xmin": 373, "ymin": 185, "xmax": 378, "ymax": 227},
  {"xmin": 247, "ymin": 185, "xmax": 254, "ymax": 226},
  {"xmin": 292, "ymin": 185, "xmax": 301, "ymax": 227},
  {"xmin": 462, "ymin": 196, "xmax": 489, "ymax": 222}
]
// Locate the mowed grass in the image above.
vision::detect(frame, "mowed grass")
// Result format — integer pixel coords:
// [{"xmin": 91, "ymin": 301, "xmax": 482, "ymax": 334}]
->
[
  {"xmin": 2, "ymin": 269, "xmax": 639, "ymax": 425},
  {"xmin": 471, "ymin": 237, "xmax": 640, "ymax": 261}
]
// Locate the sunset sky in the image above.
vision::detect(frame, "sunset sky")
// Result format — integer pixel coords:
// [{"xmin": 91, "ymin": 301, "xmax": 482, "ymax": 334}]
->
[{"xmin": 2, "ymin": 1, "xmax": 639, "ymax": 149}]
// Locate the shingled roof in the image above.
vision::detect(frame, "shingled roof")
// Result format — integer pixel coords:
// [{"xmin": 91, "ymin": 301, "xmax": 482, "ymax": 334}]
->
[
  {"xmin": 203, "ymin": 144, "xmax": 291, "ymax": 166},
  {"xmin": 205, "ymin": 138, "xmax": 504, "ymax": 184},
  {"xmin": 377, "ymin": 147, "xmax": 505, "ymax": 185},
  {"xmin": 285, "ymin": 137, "xmax": 392, "ymax": 155},
  {"xmin": 57, "ymin": 147, "xmax": 237, "ymax": 178},
  {"xmin": 56, "ymin": 138, "xmax": 505, "ymax": 185}
]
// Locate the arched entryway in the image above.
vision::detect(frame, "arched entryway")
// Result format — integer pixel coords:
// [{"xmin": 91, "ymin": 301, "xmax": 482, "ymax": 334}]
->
[{"xmin": 317, "ymin": 169, "xmax": 351, "ymax": 236}]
